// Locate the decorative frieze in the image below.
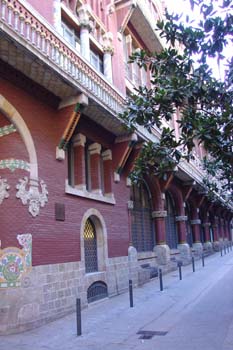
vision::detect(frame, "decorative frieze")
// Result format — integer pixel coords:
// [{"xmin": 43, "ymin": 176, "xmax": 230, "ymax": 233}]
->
[
  {"xmin": 152, "ymin": 210, "xmax": 167, "ymax": 218},
  {"xmin": 175, "ymin": 216, "xmax": 188, "ymax": 222},
  {"xmin": 0, "ymin": 159, "xmax": 30, "ymax": 172},
  {"xmin": 0, "ymin": 177, "xmax": 10, "ymax": 204},
  {"xmin": 16, "ymin": 177, "xmax": 48, "ymax": 217}
]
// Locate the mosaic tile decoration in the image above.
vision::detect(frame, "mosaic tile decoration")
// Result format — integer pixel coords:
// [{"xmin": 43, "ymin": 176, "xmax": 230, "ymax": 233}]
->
[
  {"xmin": 0, "ymin": 124, "xmax": 17, "ymax": 137},
  {"xmin": 0, "ymin": 159, "xmax": 30, "ymax": 172},
  {"xmin": 0, "ymin": 234, "xmax": 32, "ymax": 288}
]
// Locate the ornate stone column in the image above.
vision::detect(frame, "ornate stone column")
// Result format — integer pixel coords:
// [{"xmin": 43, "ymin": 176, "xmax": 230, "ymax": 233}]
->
[
  {"xmin": 152, "ymin": 210, "xmax": 170, "ymax": 265},
  {"xmin": 175, "ymin": 215, "xmax": 191, "ymax": 262},
  {"xmin": 73, "ymin": 133, "xmax": 86, "ymax": 190},
  {"xmin": 202, "ymin": 222, "xmax": 213, "ymax": 253},
  {"xmin": 102, "ymin": 32, "xmax": 114, "ymax": 83},
  {"xmin": 212, "ymin": 216, "xmax": 220, "ymax": 251},
  {"xmin": 191, "ymin": 211, "xmax": 203, "ymax": 256},
  {"xmin": 88, "ymin": 142, "xmax": 102, "ymax": 194},
  {"xmin": 77, "ymin": 5, "xmax": 92, "ymax": 61}
]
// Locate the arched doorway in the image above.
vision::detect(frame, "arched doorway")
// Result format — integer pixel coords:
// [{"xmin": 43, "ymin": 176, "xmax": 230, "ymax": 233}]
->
[
  {"xmin": 165, "ymin": 192, "xmax": 178, "ymax": 249},
  {"xmin": 131, "ymin": 181, "xmax": 155, "ymax": 252},
  {"xmin": 81, "ymin": 209, "xmax": 108, "ymax": 273}
]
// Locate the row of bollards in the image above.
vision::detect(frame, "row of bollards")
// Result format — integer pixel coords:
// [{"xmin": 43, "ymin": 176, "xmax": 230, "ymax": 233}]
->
[
  {"xmin": 220, "ymin": 241, "xmax": 232, "ymax": 257},
  {"xmin": 76, "ymin": 241, "xmax": 233, "ymax": 336}
]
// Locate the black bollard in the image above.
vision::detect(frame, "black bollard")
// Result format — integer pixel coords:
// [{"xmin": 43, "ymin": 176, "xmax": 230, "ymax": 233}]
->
[
  {"xmin": 159, "ymin": 268, "xmax": 163, "ymax": 291},
  {"xmin": 192, "ymin": 257, "xmax": 195, "ymax": 272},
  {"xmin": 178, "ymin": 261, "xmax": 182, "ymax": 280},
  {"xmin": 129, "ymin": 279, "xmax": 134, "ymax": 308},
  {"xmin": 202, "ymin": 254, "xmax": 205, "ymax": 267},
  {"xmin": 76, "ymin": 298, "xmax": 82, "ymax": 336},
  {"xmin": 221, "ymin": 247, "xmax": 223, "ymax": 257},
  {"xmin": 224, "ymin": 244, "xmax": 226, "ymax": 254}
]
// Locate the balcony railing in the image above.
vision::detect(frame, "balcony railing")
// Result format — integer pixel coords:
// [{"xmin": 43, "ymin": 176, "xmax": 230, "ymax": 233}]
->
[{"xmin": 0, "ymin": 0, "xmax": 125, "ymax": 115}]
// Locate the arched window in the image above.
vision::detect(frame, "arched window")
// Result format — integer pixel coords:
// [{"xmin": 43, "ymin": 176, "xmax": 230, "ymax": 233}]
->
[
  {"xmin": 131, "ymin": 182, "xmax": 154, "ymax": 252},
  {"xmin": 165, "ymin": 192, "xmax": 178, "ymax": 249},
  {"xmin": 84, "ymin": 218, "xmax": 98, "ymax": 273}
]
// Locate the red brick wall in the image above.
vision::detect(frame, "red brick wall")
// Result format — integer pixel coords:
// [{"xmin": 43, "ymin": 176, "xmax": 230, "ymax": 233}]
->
[
  {"xmin": 26, "ymin": 0, "xmax": 54, "ymax": 25},
  {"xmin": 0, "ymin": 78, "xmax": 130, "ymax": 266}
]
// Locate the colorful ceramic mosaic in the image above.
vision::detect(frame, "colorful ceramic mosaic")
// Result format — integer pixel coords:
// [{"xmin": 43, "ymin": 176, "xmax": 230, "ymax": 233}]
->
[
  {"xmin": 0, "ymin": 158, "xmax": 30, "ymax": 172},
  {"xmin": 0, "ymin": 124, "xmax": 17, "ymax": 137},
  {"xmin": 0, "ymin": 234, "xmax": 32, "ymax": 288}
]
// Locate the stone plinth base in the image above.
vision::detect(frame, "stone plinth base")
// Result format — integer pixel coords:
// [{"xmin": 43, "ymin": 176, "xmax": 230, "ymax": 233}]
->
[
  {"xmin": 154, "ymin": 244, "xmax": 170, "ymax": 265},
  {"xmin": 213, "ymin": 241, "xmax": 221, "ymax": 251},
  {"xmin": 192, "ymin": 242, "xmax": 203, "ymax": 257},
  {"xmin": 128, "ymin": 246, "xmax": 138, "ymax": 283},
  {"xmin": 177, "ymin": 243, "xmax": 191, "ymax": 264},
  {"xmin": 203, "ymin": 241, "xmax": 213, "ymax": 254}
]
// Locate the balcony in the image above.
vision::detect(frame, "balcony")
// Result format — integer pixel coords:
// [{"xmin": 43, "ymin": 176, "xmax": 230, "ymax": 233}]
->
[
  {"xmin": 0, "ymin": 0, "xmax": 126, "ymax": 135},
  {"xmin": 0, "ymin": 0, "xmax": 210, "ymax": 187}
]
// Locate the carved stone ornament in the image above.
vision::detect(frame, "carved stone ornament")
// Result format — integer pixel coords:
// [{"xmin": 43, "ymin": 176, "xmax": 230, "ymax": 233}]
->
[
  {"xmin": 152, "ymin": 210, "xmax": 167, "ymax": 218},
  {"xmin": 16, "ymin": 177, "xmax": 48, "ymax": 217},
  {"xmin": 191, "ymin": 219, "xmax": 201, "ymax": 225},
  {"xmin": 0, "ymin": 176, "xmax": 10, "ymax": 204},
  {"xmin": 175, "ymin": 216, "xmax": 188, "ymax": 222}
]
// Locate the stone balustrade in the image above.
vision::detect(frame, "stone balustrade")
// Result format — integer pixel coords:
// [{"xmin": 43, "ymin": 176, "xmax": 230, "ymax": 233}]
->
[{"xmin": 0, "ymin": 0, "xmax": 125, "ymax": 115}]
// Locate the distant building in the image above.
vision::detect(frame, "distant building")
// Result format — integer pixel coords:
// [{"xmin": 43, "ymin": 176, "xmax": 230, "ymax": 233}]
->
[{"xmin": 0, "ymin": 0, "xmax": 232, "ymax": 334}]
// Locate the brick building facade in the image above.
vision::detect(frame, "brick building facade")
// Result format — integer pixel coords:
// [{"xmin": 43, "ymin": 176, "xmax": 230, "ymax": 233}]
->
[{"xmin": 0, "ymin": 0, "xmax": 232, "ymax": 334}]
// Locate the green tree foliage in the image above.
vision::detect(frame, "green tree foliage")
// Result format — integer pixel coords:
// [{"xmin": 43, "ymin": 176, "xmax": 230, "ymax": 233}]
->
[{"xmin": 121, "ymin": 0, "xmax": 233, "ymax": 198}]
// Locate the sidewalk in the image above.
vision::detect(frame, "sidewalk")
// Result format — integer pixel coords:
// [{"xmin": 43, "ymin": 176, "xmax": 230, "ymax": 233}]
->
[{"xmin": 1, "ymin": 249, "xmax": 233, "ymax": 350}]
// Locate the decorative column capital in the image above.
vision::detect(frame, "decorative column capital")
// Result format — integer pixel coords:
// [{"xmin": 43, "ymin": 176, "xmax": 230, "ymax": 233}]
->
[
  {"xmin": 73, "ymin": 133, "xmax": 86, "ymax": 147},
  {"xmin": 152, "ymin": 210, "xmax": 167, "ymax": 218},
  {"xmin": 191, "ymin": 219, "xmax": 201, "ymax": 225},
  {"xmin": 202, "ymin": 222, "xmax": 211, "ymax": 227},
  {"xmin": 175, "ymin": 216, "xmax": 188, "ymax": 222},
  {"xmin": 77, "ymin": 5, "xmax": 93, "ymax": 31},
  {"xmin": 88, "ymin": 142, "xmax": 101, "ymax": 155},
  {"xmin": 102, "ymin": 32, "xmax": 114, "ymax": 55},
  {"xmin": 102, "ymin": 149, "xmax": 112, "ymax": 161}
]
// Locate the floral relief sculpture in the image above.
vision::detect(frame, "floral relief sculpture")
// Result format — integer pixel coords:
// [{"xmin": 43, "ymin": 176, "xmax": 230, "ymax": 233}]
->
[
  {"xmin": 0, "ymin": 176, "xmax": 10, "ymax": 204},
  {"xmin": 16, "ymin": 177, "xmax": 48, "ymax": 217}
]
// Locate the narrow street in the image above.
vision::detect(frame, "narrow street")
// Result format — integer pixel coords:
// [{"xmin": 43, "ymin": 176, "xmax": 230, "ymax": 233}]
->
[{"xmin": 1, "ymin": 250, "xmax": 233, "ymax": 350}]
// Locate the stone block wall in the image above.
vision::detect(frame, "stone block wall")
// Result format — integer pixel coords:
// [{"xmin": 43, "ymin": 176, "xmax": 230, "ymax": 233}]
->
[{"xmin": 0, "ymin": 254, "xmax": 136, "ymax": 335}]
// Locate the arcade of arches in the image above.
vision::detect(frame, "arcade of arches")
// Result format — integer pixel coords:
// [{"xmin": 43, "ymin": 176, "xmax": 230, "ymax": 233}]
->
[{"xmin": 129, "ymin": 178, "xmax": 232, "ymax": 261}]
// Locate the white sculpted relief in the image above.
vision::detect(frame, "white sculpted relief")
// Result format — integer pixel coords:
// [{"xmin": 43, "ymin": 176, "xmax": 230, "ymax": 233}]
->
[
  {"xmin": 0, "ymin": 176, "xmax": 10, "ymax": 204},
  {"xmin": 16, "ymin": 177, "xmax": 48, "ymax": 217}
]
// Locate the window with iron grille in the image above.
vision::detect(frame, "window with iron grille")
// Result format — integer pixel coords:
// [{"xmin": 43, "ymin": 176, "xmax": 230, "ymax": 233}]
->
[
  {"xmin": 131, "ymin": 182, "xmax": 155, "ymax": 252},
  {"xmin": 165, "ymin": 192, "xmax": 178, "ymax": 249},
  {"xmin": 87, "ymin": 281, "xmax": 108, "ymax": 303},
  {"xmin": 84, "ymin": 219, "xmax": 98, "ymax": 273}
]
